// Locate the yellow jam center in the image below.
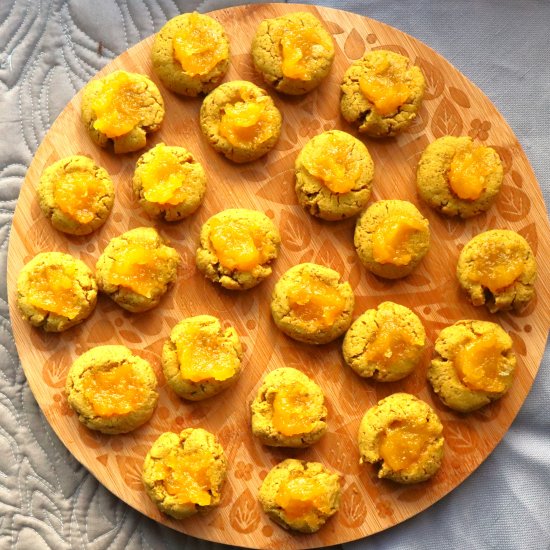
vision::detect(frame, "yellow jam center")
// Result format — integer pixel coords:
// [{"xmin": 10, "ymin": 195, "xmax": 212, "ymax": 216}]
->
[
  {"xmin": 272, "ymin": 381, "xmax": 317, "ymax": 436},
  {"xmin": 448, "ymin": 145, "xmax": 498, "ymax": 200},
  {"xmin": 27, "ymin": 264, "xmax": 82, "ymax": 319},
  {"xmin": 359, "ymin": 58, "xmax": 411, "ymax": 116},
  {"xmin": 209, "ymin": 218, "xmax": 273, "ymax": 271},
  {"xmin": 302, "ymin": 134, "xmax": 362, "ymax": 194},
  {"xmin": 175, "ymin": 324, "xmax": 237, "ymax": 383},
  {"xmin": 372, "ymin": 215, "xmax": 426, "ymax": 266},
  {"xmin": 275, "ymin": 476, "xmax": 330, "ymax": 522},
  {"xmin": 469, "ymin": 241, "xmax": 524, "ymax": 293},
  {"xmin": 106, "ymin": 242, "xmax": 173, "ymax": 298},
  {"xmin": 91, "ymin": 72, "xmax": 143, "ymax": 138},
  {"xmin": 218, "ymin": 92, "xmax": 277, "ymax": 147},
  {"xmin": 288, "ymin": 273, "xmax": 346, "ymax": 327},
  {"xmin": 83, "ymin": 362, "xmax": 149, "ymax": 416},
  {"xmin": 161, "ymin": 448, "xmax": 213, "ymax": 506},
  {"xmin": 172, "ymin": 13, "xmax": 226, "ymax": 76},
  {"xmin": 280, "ymin": 23, "xmax": 332, "ymax": 80},
  {"xmin": 364, "ymin": 316, "xmax": 416, "ymax": 369},
  {"xmin": 140, "ymin": 146, "xmax": 192, "ymax": 206},
  {"xmin": 379, "ymin": 420, "xmax": 438, "ymax": 471},
  {"xmin": 454, "ymin": 334, "xmax": 510, "ymax": 393},
  {"xmin": 53, "ymin": 170, "xmax": 107, "ymax": 224}
]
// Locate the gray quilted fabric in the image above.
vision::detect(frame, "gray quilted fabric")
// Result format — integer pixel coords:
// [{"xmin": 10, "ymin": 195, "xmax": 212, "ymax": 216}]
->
[{"xmin": 1, "ymin": 1, "xmax": 549, "ymax": 549}]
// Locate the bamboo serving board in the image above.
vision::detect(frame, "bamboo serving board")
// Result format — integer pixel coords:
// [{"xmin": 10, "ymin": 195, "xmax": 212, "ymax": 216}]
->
[{"xmin": 7, "ymin": 3, "xmax": 550, "ymax": 549}]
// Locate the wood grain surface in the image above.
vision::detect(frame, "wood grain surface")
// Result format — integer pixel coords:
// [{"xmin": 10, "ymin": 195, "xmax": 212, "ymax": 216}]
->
[{"xmin": 7, "ymin": 3, "xmax": 550, "ymax": 549}]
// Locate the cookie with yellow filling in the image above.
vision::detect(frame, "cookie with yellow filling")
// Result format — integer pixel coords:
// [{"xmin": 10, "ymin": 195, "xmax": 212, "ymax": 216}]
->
[
  {"xmin": 38, "ymin": 156, "xmax": 114, "ymax": 235},
  {"xmin": 295, "ymin": 130, "xmax": 374, "ymax": 220},
  {"xmin": 341, "ymin": 49, "xmax": 425, "ymax": 137},
  {"xmin": 252, "ymin": 12, "xmax": 334, "ymax": 95},
  {"xmin": 65, "ymin": 345, "xmax": 158, "ymax": 434},
  {"xmin": 251, "ymin": 367, "xmax": 327, "ymax": 448},
  {"xmin": 271, "ymin": 263, "xmax": 354, "ymax": 344},
  {"xmin": 196, "ymin": 208, "xmax": 280, "ymax": 290},
  {"xmin": 199, "ymin": 80, "xmax": 282, "ymax": 163},
  {"xmin": 428, "ymin": 320, "xmax": 516, "ymax": 413},
  {"xmin": 16, "ymin": 252, "xmax": 97, "ymax": 332},
  {"xmin": 354, "ymin": 199, "xmax": 430, "ymax": 279},
  {"xmin": 162, "ymin": 315, "xmax": 242, "ymax": 401},
  {"xmin": 81, "ymin": 70, "xmax": 164, "ymax": 154},
  {"xmin": 96, "ymin": 227, "xmax": 180, "ymax": 312},
  {"xmin": 358, "ymin": 393, "xmax": 444, "ymax": 484},
  {"xmin": 343, "ymin": 302, "xmax": 426, "ymax": 382},
  {"xmin": 142, "ymin": 428, "xmax": 227, "ymax": 519},
  {"xmin": 151, "ymin": 12, "xmax": 230, "ymax": 97},
  {"xmin": 133, "ymin": 143, "xmax": 207, "ymax": 222},
  {"xmin": 457, "ymin": 229, "xmax": 536, "ymax": 313},
  {"xmin": 259, "ymin": 459, "xmax": 341, "ymax": 533},
  {"xmin": 417, "ymin": 136, "xmax": 504, "ymax": 218}
]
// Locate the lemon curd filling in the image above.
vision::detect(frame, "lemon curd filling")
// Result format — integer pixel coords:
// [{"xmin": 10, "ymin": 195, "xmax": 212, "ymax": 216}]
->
[
  {"xmin": 302, "ymin": 133, "xmax": 362, "ymax": 194},
  {"xmin": 364, "ymin": 316, "xmax": 416, "ymax": 370},
  {"xmin": 379, "ymin": 420, "xmax": 439, "ymax": 471},
  {"xmin": 448, "ymin": 144, "xmax": 499, "ymax": 200},
  {"xmin": 454, "ymin": 334, "xmax": 511, "ymax": 392},
  {"xmin": 172, "ymin": 13, "xmax": 227, "ymax": 76},
  {"xmin": 83, "ymin": 362, "xmax": 149, "ymax": 416},
  {"xmin": 287, "ymin": 273, "xmax": 346, "ymax": 327},
  {"xmin": 152, "ymin": 448, "xmax": 213, "ymax": 506},
  {"xmin": 175, "ymin": 324, "xmax": 237, "ymax": 383},
  {"xmin": 53, "ymin": 170, "xmax": 107, "ymax": 223},
  {"xmin": 272, "ymin": 381, "xmax": 317, "ymax": 436},
  {"xmin": 140, "ymin": 145, "xmax": 192, "ymax": 205},
  {"xmin": 468, "ymin": 240, "xmax": 524, "ymax": 293},
  {"xmin": 275, "ymin": 475, "xmax": 331, "ymax": 526},
  {"xmin": 27, "ymin": 264, "xmax": 81, "ymax": 319},
  {"xmin": 359, "ymin": 58, "xmax": 411, "ymax": 116},
  {"xmin": 106, "ymin": 241, "xmax": 174, "ymax": 298},
  {"xmin": 218, "ymin": 91, "xmax": 277, "ymax": 147},
  {"xmin": 280, "ymin": 22, "xmax": 332, "ymax": 80},
  {"xmin": 209, "ymin": 218, "xmax": 274, "ymax": 271},
  {"xmin": 91, "ymin": 72, "xmax": 144, "ymax": 138},
  {"xmin": 372, "ymin": 215, "xmax": 426, "ymax": 265}
]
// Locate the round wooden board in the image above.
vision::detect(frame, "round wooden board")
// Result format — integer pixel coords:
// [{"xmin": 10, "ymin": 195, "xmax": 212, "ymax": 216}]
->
[{"xmin": 7, "ymin": 3, "xmax": 550, "ymax": 549}]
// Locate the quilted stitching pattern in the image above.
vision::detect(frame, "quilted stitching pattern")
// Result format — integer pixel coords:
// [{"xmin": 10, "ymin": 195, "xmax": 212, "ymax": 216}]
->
[{"xmin": 0, "ymin": 1, "xmax": 548, "ymax": 549}]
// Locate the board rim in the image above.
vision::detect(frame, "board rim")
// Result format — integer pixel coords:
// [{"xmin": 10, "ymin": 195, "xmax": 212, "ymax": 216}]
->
[{"xmin": 6, "ymin": 3, "xmax": 550, "ymax": 549}]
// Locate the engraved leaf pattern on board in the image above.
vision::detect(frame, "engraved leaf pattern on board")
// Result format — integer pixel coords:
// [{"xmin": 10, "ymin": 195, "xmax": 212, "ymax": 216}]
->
[
  {"xmin": 437, "ymin": 215, "xmax": 466, "ymax": 241},
  {"xmin": 402, "ymin": 104, "xmax": 429, "ymax": 134},
  {"xmin": 324, "ymin": 21, "xmax": 346, "ymax": 35},
  {"xmin": 229, "ymin": 488, "xmax": 261, "ymax": 534},
  {"xmin": 43, "ymin": 349, "xmax": 71, "ymax": 388},
  {"xmin": 86, "ymin": 318, "xmax": 117, "ymax": 344},
  {"xmin": 116, "ymin": 455, "xmax": 145, "ymax": 491},
  {"xmin": 509, "ymin": 331, "xmax": 527, "ymax": 356},
  {"xmin": 344, "ymin": 28, "xmax": 365, "ymax": 59},
  {"xmin": 315, "ymin": 239, "xmax": 346, "ymax": 276},
  {"xmin": 431, "ymin": 97, "xmax": 463, "ymax": 137},
  {"xmin": 518, "ymin": 223, "xmax": 538, "ymax": 255},
  {"xmin": 280, "ymin": 209, "xmax": 312, "ymax": 251},
  {"xmin": 7, "ymin": 4, "xmax": 548, "ymax": 548},
  {"xmin": 496, "ymin": 185, "xmax": 530, "ymax": 221},
  {"xmin": 320, "ymin": 430, "xmax": 361, "ymax": 474},
  {"xmin": 256, "ymin": 172, "xmax": 297, "ymax": 205},
  {"xmin": 444, "ymin": 421, "xmax": 480, "ymax": 454},
  {"xmin": 340, "ymin": 481, "xmax": 367, "ymax": 528},
  {"xmin": 489, "ymin": 145, "xmax": 513, "ymax": 173},
  {"xmin": 448, "ymin": 86, "xmax": 471, "ymax": 108},
  {"xmin": 415, "ymin": 57, "xmax": 444, "ymax": 100},
  {"xmin": 118, "ymin": 330, "xmax": 143, "ymax": 344}
]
